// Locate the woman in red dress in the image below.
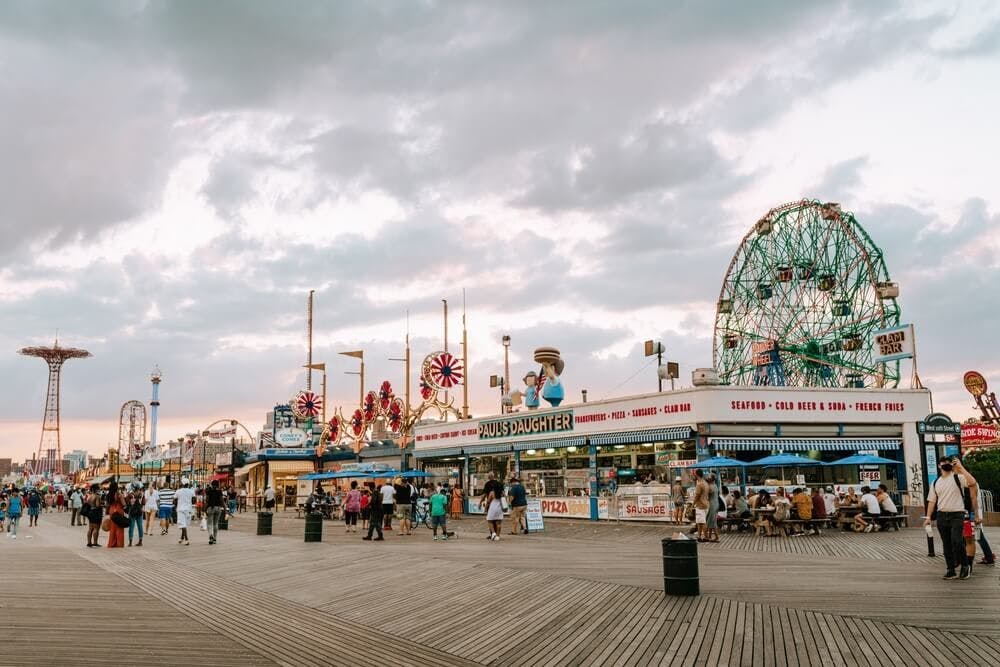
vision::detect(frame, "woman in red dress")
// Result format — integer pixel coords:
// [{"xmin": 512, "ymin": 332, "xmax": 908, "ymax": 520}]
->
[{"xmin": 106, "ymin": 480, "xmax": 126, "ymax": 548}]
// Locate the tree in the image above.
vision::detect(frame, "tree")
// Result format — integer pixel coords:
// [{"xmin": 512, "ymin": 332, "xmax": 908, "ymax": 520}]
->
[{"xmin": 964, "ymin": 448, "xmax": 1000, "ymax": 498}]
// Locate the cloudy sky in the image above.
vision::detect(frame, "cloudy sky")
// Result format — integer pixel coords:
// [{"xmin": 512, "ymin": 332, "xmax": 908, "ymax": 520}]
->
[{"xmin": 2, "ymin": 1, "xmax": 999, "ymax": 462}]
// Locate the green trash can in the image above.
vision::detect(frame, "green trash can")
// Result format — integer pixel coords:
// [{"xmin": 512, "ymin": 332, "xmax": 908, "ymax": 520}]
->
[
  {"xmin": 304, "ymin": 511, "xmax": 323, "ymax": 543},
  {"xmin": 218, "ymin": 512, "xmax": 229, "ymax": 531},
  {"xmin": 662, "ymin": 537, "xmax": 699, "ymax": 596},
  {"xmin": 256, "ymin": 511, "xmax": 273, "ymax": 536}
]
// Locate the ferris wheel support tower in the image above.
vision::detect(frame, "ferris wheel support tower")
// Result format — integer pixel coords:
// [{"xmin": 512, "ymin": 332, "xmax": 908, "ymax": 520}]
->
[{"xmin": 18, "ymin": 340, "xmax": 92, "ymax": 476}]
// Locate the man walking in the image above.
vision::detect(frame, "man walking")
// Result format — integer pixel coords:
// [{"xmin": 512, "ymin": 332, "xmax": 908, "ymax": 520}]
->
[
  {"xmin": 692, "ymin": 470, "xmax": 709, "ymax": 542},
  {"xmin": 205, "ymin": 479, "xmax": 224, "ymax": 545},
  {"xmin": 158, "ymin": 483, "xmax": 175, "ymax": 536},
  {"xmin": 394, "ymin": 478, "xmax": 412, "ymax": 536},
  {"xmin": 363, "ymin": 484, "xmax": 385, "ymax": 541},
  {"xmin": 380, "ymin": 479, "xmax": 395, "ymax": 531},
  {"xmin": 508, "ymin": 476, "xmax": 528, "ymax": 535},
  {"xmin": 174, "ymin": 478, "xmax": 195, "ymax": 546},
  {"xmin": 69, "ymin": 487, "xmax": 83, "ymax": 527},
  {"xmin": 925, "ymin": 455, "xmax": 972, "ymax": 580}
]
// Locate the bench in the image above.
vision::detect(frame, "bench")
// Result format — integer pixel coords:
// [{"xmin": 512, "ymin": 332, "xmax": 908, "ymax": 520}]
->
[
  {"xmin": 720, "ymin": 516, "xmax": 753, "ymax": 533},
  {"xmin": 873, "ymin": 514, "xmax": 908, "ymax": 531},
  {"xmin": 779, "ymin": 518, "xmax": 827, "ymax": 535}
]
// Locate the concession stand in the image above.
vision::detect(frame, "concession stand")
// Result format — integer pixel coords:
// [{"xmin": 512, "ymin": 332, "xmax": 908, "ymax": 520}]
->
[{"xmin": 412, "ymin": 384, "xmax": 932, "ymax": 521}]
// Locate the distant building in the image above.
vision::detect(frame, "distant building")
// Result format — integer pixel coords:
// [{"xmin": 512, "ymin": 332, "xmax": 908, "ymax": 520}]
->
[
  {"xmin": 0, "ymin": 458, "xmax": 11, "ymax": 476},
  {"xmin": 64, "ymin": 450, "xmax": 87, "ymax": 473}
]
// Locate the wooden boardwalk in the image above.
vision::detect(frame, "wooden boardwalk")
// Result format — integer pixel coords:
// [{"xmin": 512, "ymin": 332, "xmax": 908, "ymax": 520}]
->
[{"xmin": 10, "ymin": 513, "xmax": 1000, "ymax": 666}]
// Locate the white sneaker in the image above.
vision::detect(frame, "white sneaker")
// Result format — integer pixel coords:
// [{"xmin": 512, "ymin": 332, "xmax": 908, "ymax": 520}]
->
[
  {"xmin": 10, "ymin": 535, "xmax": 16, "ymax": 540},
  {"xmin": 492, "ymin": 534, "xmax": 500, "ymax": 541}
]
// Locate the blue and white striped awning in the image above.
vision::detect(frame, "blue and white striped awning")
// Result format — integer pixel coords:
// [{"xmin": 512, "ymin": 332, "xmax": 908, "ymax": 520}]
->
[
  {"xmin": 463, "ymin": 442, "xmax": 515, "ymax": 455},
  {"xmin": 413, "ymin": 447, "xmax": 464, "ymax": 459},
  {"xmin": 513, "ymin": 436, "xmax": 587, "ymax": 452},
  {"xmin": 589, "ymin": 427, "xmax": 694, "ymax": 446},
  {"xmin": 711, "ymin": 438, "xmax": 901, "ymax": 452}
]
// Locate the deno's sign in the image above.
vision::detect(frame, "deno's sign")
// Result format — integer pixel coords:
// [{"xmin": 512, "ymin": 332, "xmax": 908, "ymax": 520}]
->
[{"xmin": 274, "ymin": 428, "xmax": 308, "ymax": 447}]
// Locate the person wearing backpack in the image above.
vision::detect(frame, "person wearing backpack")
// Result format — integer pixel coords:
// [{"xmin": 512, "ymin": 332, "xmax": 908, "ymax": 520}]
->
[
  {"xmin": 924, "ymin": 455, "xmax": 973, "ymax": 580},
  {"xmin": 6, "ymin": 489, "xmax": 22, "ymax": 539}
]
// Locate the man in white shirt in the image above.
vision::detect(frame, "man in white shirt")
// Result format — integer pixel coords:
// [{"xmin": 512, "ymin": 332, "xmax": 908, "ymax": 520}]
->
[
  {"xmin": 822, "ymin": 486, "xmax": 837, "ymax": 517},
  {"xmin": 174, "ymin": 478, "xmax": 195, "ymax": 546},
  {"xmin": 264, "ymin": 486, "xmax": 276, "ymax": 510},
  {"xmin": 380, "ymin": 481, "xmax": 395, "ymax": 531},
  {"xmin": 852, "ymin": 487, "xmax": 881, "ymax": 533},
  {"xmin": 924, "ymin": 455, "xmax": 972, "ymax": 580}
]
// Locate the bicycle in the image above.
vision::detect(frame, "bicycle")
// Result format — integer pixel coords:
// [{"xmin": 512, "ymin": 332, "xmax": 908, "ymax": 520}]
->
[{"xmin": 412, "ymin": 499, "xmax": 432, "ymax": 529}]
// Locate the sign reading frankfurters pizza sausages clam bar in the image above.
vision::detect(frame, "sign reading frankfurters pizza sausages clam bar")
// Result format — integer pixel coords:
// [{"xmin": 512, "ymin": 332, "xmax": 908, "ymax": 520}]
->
[{"xmin": 413, "ymin": 385, "xmax": 931, "ymax": 452}]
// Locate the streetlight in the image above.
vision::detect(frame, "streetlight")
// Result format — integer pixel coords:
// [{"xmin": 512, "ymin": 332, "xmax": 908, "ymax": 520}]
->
[
  {"xmin": 490, "ymin": 374, "xmax": 508, "ymax": 413},
  {"xmin": 502, "ymin": 335, "xmax": 511, "ymax": 412},
  {"xmin": 339, "ymin": 350, "xmax": 364, "ymax": 405}
]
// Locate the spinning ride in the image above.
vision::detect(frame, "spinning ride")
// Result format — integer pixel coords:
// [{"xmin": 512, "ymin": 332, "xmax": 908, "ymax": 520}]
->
[{"xmin": 713, "ymin": 200, "xmax": 901, "ymax": 388}]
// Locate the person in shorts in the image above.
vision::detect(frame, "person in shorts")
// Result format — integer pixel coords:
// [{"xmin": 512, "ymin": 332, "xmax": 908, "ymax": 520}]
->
[
  {"xmin": 157, "ymin": 483, "xmax": 175, "ymax": 536},
  {"xmin": 430, "ymin": 486, "xmax": 448, "ymax": 540},
  {"xmin": 692, "ymin": 470, "xmax": 709, "ymax": 541},
  {"xmin": 174, "ymin": 478, "xmax": 195, "ymax": 546},
  {"xmin": 507, "ymin": 476, "xmax": 528, "ymax": 535}
]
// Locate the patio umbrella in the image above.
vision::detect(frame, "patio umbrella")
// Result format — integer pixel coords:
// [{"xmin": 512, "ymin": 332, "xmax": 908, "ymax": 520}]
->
[
  {"xmin": 687, "ymin": 456, "xmax": 748, "ymax": 469},
  {"xmin": 748, "ymin": 453, "xmax": 824, "ymax": 485},
  {"xmin": 398, "ymin": 470, "xmax": 431, "ymax": 478},
  {"xmin": 825, "ymin": 454, "xmax": 900, "ymax": 466}
]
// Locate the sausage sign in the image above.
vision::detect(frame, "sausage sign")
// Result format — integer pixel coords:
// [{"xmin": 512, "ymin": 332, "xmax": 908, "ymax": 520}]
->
[{"xmin": 872, "ymin": 324, "xmax": 914, "ymax": 363}]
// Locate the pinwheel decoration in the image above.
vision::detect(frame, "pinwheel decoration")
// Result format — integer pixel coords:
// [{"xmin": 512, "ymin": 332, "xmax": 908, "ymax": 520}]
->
[
  {"xmin": 363, "ymin": 391, "xmax": 379, "ymax": 423},
  {"xmin": 327, "ymin": 416, "xmax": 341, "ymax": 442},
  {"xmin": 425, "ymin": 351, "xmax": 464, "ymax": 390},
  {"xmin": 378, "ymin": 380, "xmax": 394, "ymax": 413},
  {"xmin": 292, "ymin": 391, "xmax": 322, "ymax": 419},
  {"xmin": 419, "ymin": 377, "xmax": 434, "ymax": 400},
  {"xmin": 387, "ymin": 397, "xmax": 405, "ymax": 432},
  {"xmin": 349, "ymin": 408, "xmax": 366, "ymax": 438}
]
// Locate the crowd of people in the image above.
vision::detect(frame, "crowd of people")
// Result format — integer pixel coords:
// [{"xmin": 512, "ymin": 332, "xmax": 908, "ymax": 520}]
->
[{"xmin": 0, "ymin": 477, "xmax": 246, "ymax": 548}]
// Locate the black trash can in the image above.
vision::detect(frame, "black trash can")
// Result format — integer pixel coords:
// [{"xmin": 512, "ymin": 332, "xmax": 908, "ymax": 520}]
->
[
  {"xmin": 218, "ymin": 512, "xmax": 229, "ymax": 530},
  {"xmin": 662, "ymin": 537, "xmax": 699, "ymax": 596},
  {"xmin": 304, "ymin": 511, "xmax": 323, "ymax": 543},
  {"xmin": 256, "ymin": 511, "xmax": 273, "ymax": 536}
]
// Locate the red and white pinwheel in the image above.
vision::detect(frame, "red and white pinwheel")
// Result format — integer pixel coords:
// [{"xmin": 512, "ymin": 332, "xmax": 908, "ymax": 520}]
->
[
  {"xmin": 293, "ymin": 391, "xmax": 323, "ymax": 419},
  {"xmin": 363, "ymin": 391, "xmax": 378, "ymax": 423},
  {"xmin": 425, "ymin": 351, "xmax": 464, "ymax": 390},
  {"xmin": 378, "ymin": 381, "xmax": 394, "ymax": 413}
]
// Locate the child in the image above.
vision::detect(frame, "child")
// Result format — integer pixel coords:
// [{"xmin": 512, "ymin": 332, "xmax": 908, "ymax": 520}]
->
[
  {"xmin": 0, "ymin": 500, "xmax": 6, "ymax": 533},
  {"xmin": 430, "ymin": 486, "xmax": 448, "ymax": 540},
  {"xmin": 360, "ymin": 488, "xmax": 371, "ymax": 531}
]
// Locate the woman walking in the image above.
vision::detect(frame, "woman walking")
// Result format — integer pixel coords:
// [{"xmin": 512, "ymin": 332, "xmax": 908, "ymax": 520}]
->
[
  {"xmin": 344, "ymin": 481, "xmax": 361, "ymax": 533},
  {"xmin": 126, "ymin": 485, "xmax": 144, "ymax": 547},
  {"xmin": 360, "ymin": 486, "xmax": 371, "ymax": 532},
  {"xmin": 143, "ymin": 484, "xmax": 159, "ymax": 536},
  {"xmin": 450, "ymin": 484, "xmax": 463, "ymax": 520},
  {"xmin": 85, "ymin": 484, "xmax": 103, "ymax": 547},
  {"xmin": 6, "ymin": 489, "xmax": 22, "ymax": 539},
  {"xmin": 484, "ymin": 488, "xmax": 503, "ymax": 541},
  {"xmin": 106, "ymin": 481, "xmax": 126, "ymax": 549}
]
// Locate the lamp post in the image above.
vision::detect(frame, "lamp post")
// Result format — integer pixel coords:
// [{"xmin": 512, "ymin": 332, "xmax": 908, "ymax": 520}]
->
[
  {"xmin": 490, "ymin": 375, "xmax": 506, "ymax": 413},
  {"xmin": 502, "ymin": 335, "xmax": 511, "ymax": 413},
  {"xmin": 340, "ymin": 350, "xmax": 364, "ymax": 405}
]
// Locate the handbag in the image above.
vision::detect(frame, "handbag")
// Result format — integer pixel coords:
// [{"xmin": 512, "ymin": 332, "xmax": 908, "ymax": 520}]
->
[
  {"xmin": 101, "ymin": 516, "xmax": 111, "ymax": 532},
  {"xmin": 200, "ymin": 517, "xmax": 208, "ymax": 531},
  {"xmin": 111, "ymin": 513, "xmax": 130, "ymax": 528}
]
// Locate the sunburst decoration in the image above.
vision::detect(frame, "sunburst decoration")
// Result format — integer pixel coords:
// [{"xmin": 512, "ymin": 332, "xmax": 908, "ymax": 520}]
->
[{"xmin": 292, "ymin": 391, "xmax": 322, "ymax": 419}]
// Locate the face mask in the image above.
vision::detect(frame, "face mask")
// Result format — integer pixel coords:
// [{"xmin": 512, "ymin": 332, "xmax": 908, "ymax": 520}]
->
[{"xmin": 940, "ymin": 463, "xmax": 953, "ymax": 472}]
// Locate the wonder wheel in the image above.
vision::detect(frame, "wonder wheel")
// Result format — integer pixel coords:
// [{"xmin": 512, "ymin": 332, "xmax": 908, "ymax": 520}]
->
[{"xmin": 713, "ymin": 200, "xmax": 901, "ymax": 388}]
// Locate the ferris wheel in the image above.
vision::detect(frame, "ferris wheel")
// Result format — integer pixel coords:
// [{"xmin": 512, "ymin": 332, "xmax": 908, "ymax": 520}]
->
[{"xmin": 713, "ymin": 200, "xmax": 901, "ymax": 388}]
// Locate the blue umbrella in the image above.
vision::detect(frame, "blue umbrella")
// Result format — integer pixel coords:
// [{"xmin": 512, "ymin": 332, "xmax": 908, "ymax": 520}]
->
[
  {"xmin": 688, "ymin": 456, "xmax": 748, "ymax": 469},
  {"xmin": 748, "ymin": 453, "xmax": 823, "ymax": 485},
  {"xmin": 825, "ymin": 453, "xmax": 900, "ymax": 466},
  {"xmin": 398, "ymin": 470, "xmax": 431, "ymax": 478},
  {"xmin": 749, "ymin": 453, "xmax": 824, "ymax": 467}
]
